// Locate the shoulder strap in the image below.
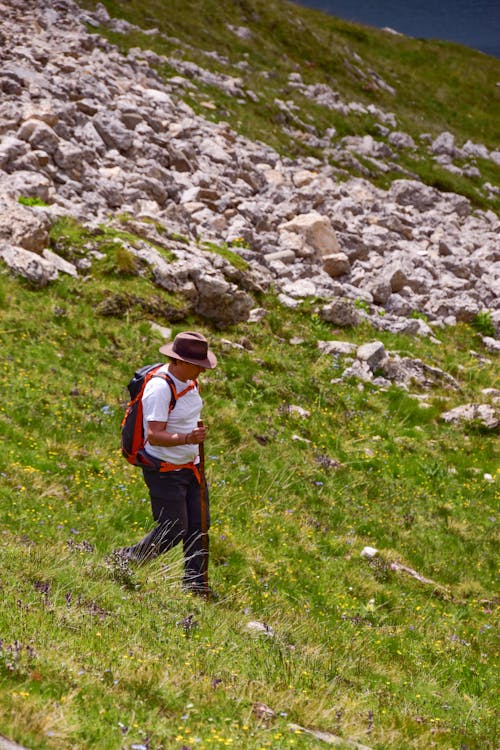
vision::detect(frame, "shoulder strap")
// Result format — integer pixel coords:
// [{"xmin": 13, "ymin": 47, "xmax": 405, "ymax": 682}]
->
[{"xmin": 151, "ymin": 372, "xmax": 197, "ymax": 413}]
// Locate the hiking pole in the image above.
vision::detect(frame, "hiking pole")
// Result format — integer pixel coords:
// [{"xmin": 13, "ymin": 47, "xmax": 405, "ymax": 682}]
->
[{"xmin": 197, "ymin": 419, "xmax": 210, "ymax": 597}]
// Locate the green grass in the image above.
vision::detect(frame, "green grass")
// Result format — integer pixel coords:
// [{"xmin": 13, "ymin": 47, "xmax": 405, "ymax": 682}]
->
[
  {"xmin": 0, "ymin": 253, "xmax": 498, "ymax": 748},
  {"xmin": 1, "ymin": 0, "xmax": 499, "ymax": 746},
  {"xmin": 200, "ymin": 241, "xmax": 249, "ymax": 272},
  {"xmin": 49, "ymin": 217, "xmax": 177, "ymax": 269},
  {"xmin": 18, "ymin": 196, "xmax": 50, "ymax": 207}
]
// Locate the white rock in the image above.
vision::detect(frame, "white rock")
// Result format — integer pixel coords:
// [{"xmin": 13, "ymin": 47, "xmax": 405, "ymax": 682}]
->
[
  {"xmin": 0, "ymin": 244, "xmax": 57, "ymax": 286},
  {"xmin": 42, "ymin": 249, "xmax": 78, "ymax": 277},
  {"xmin": 246, "ymin": 621, "xmax": 275, "ymax": 637},
  {"xmin": 248, "ymin": 307, "xmax": 268, "ymax": 323},
  {"xmin": 441, "ymin": 403, "xmax": 499, "ymax": 429},
  {"xmin": 361, "ymin": 546, "xmax": 379, "ymax": 558},
  {"xmin": 431, "ymin": 131, "xmax": 457, "ymax": 156},
  {"xmin": 280, "ymin": 279, "xmax": 317, "ymax": 298},
  {"xmin": 149, "ymin": 322, "xmax": 172, "ymax": 339},
  {"xmin": 356, "ymin": 341, "xmax": 387, "ymax": 371},
  {"xmin": 279, "ymin": 212, "xmax": 340, "ymax": 258},
  {"xmin": 318, "ymin": 340, "xmax": 357, "ymax": 356}
]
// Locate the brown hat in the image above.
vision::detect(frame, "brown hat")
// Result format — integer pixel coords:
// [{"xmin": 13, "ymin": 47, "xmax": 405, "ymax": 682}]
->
[{"xmin": 159, "ymin": 331, "xmax": 217, "ymax": 369}]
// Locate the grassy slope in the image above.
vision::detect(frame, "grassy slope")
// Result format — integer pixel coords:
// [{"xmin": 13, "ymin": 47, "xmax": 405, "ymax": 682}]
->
[
  {"xmin": 0, "ymin": 235, "xmax": 498, "ymax": 750},
  {"xmin": 1, "ymin": 1, "xmax": 499, "ymax": 748}
]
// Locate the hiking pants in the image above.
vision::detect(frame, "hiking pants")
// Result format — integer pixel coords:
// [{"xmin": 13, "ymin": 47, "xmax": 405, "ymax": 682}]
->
[{"xmin": 127, "ymin": 467, "xmax": 209, "ymax": 586}]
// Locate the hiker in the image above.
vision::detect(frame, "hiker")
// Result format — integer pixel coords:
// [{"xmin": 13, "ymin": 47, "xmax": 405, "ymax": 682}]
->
[{"xmin": 116, "ymin": 331, "xmax": 217, "ymax": 596}]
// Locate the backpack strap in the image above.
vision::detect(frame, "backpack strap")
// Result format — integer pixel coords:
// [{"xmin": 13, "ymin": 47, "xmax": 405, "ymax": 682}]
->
[
  {"xmin": 158, "ymin": 460, "xmax": 201, "ymax": 484},
  {"xmin": 140, "ymin": 372, "xmax": 201, "ymax": 481},
  {"xmin": 135, "ymin": 451, "xmax": 201, "ymax": 483},
  {"xmin": 151, "ymin": 372, "xmax": 198, "ymax": 413}
]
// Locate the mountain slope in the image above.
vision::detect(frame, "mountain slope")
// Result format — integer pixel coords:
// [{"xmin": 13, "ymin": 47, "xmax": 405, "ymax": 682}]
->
[
  {"xmin": 0, "ymin": 1, "xmax": 498, "ymax": 749},
  {"xmin": 84, "ymin": 0, "xmax": 500, "ymax": 205}
]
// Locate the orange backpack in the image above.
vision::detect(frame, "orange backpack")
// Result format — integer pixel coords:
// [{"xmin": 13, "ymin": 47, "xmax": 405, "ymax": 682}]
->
[{"xmin": 121, "ymin": 364, "xmax": 196, "ymax": 468}]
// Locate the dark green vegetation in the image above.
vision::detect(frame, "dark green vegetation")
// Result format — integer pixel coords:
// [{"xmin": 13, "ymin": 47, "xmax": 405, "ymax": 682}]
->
[
  {"xmin": 81, "ymin": 0, "xmax": 500, "ymax": 211},
  {"xmin": 0, "ymin": 235, "xmax": 498, "ymax": 748}
]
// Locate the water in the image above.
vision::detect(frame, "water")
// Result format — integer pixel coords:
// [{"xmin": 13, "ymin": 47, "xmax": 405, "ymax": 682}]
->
[{"xmin": 293, "ymin": 0, "xmax": 500, "ymax": 58}]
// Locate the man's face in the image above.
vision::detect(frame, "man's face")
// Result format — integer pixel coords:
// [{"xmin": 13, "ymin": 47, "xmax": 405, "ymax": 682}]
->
[{"xmin": 179, "ymin": 361, "xmax": 206, "ymax": 380}]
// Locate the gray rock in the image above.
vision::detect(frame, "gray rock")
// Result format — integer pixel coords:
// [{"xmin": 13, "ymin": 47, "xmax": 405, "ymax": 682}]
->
[
  {"xmin": 462, "ymin": 140, "xmax": 489, "ymax": 159},
  {"xmin": 279, "ymin": 212, "xmax": 340, "ymax": 258},
  {"xmin": 441, "ymin": 404, "xmax": 498, "ymax": 430},
  {"xmin": 0, "ymin": 731, "xmax": 32, "ymax": 750},
  {"xmin": 93, "ymin": 113, "xmax": 134, "ymax": 153},
  {"xmin": 356, "ymin": 341, "xmax": 387, "ymax": 371},
  {"xmin": 0, "ymin": 243, "xmax": 56, "ymax": 286},
  {"xmin": 383, "ymin": 262, "xmax": 413, "ymax": 292},
  {"xmin": 0, "ymin": 201, "xmax": 51, "ymax": 252},
  {"xmin": 362, "ymin": 277, "xmax": 392, "ymax": 304},
  {"xmin": 482, "ymin": 336, "xmax": 500, "ymax": 353},
  {"xmin": 336, "ymin": 232, "xmax": 370, "ymax": 261},
  {"xmin": 381, "ymin": 356, "xmax": 460, "ymax": 389},
  {"xmin": 371, "ymin": 316, "xmax": 434, "ymax": 338},
  {"xmin": 53, "ymin": 141, "xmax": 85, "ymax": 177},
  {"xmin": 248, "ymin": 307, "xmax": 268, "ymax": 323},
  {"xmin": 280, "ymin": 279, "xmax": 318, "ymax": 298},
  {"xmin": 262, "ymin": 249, "xmax": 296, "ymax": 266},
  {"xmin": 0, "ymin": 0, "xmax": 497, "ymax": 338},
  {"xmin": 342, "ymin": 359, "xmax": 373, "ymax": 382},
  {"xmin": 0, "ymin": 136, "xmax": 28, "ymax": 168},
  {"xmin": 322, "ymin": 252, "xmax": 351, "ymax": 277},
  {"xmin": 431, "ymin": 131, "xmax": 457, "ymax": 157},
  {"xmin": 388, "ymin": 131, "xmax": 416, "ymax": 149},
  {"xmin": 320, "ymin": 298, "xmax": 361, "ymax": 327},
  {"xmin": 389, "ymin": 180, "xmax": 439, "ymax": 211},
  {"xmin": 42, "ymin": 248, "xmax": 78, "ymax": 277},
  {"xmin": 17, "ymin": 119, "xmax": 60, "ymax": 154},
  {"xmin": 1, "ymin": 170, "xmax": 53, "ymax": 203},
  {"xmin": 317, "ymin": 340, "xmax": 357, "ymax": 356},
  {"xmin": 192, "ymin": 272, "xmax": 253, "ymax": 328}
]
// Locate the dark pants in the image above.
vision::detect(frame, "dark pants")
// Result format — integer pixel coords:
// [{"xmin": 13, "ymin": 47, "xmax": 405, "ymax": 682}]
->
[{"xmin": 125, "ymin": 468, "xmax": 209, "ymax": 586}]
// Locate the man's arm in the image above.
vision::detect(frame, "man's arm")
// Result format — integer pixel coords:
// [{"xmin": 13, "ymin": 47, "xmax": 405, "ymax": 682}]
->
[{"xmin": 146, "ymin": 421, "xmax": 207, "ymax": 446}]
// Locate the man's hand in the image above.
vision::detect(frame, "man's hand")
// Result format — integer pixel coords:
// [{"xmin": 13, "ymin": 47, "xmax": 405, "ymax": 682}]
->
[{"xmin": 187, "ymin": 425, "xmax": 206, "ymax": 444}]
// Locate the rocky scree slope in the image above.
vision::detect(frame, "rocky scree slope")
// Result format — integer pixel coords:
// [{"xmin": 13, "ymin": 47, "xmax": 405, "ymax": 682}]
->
[{"xmin": 0, "ymin": 0, "xmax": 499, "ymax": 340}]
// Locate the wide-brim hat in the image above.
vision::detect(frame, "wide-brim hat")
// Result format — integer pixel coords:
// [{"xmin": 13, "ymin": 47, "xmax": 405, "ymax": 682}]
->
[{"xmin": 159, "ymin": 331, "xmax": 217, "ymax": 369}]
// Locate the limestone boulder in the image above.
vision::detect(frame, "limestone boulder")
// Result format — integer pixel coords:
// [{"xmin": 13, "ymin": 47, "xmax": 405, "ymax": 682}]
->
[
  {"xmin": 388, "ymin": 131, "xmax": 416, "ymax": 149},
  {"xmin": 362, "ymin": 277, "xmax": 392, "ymax": 304},
  {"xmin": 279, "ymin": 212, "xmax": 340, "ymax": 259},
  {"xmin": 0, "ymin": 136, "xmax": 28, "ymax": 169},
  {"xmin": 0, "ymin": 201, "xmax": 51, "ymax": 252},
  {"xmin": 320, "ymin": 298, "xmax": 361, "ymax": 327},
  {"xmin": 17, "ymin": 119, "xmax": 60, "ymax": 154},
  {"xmin": 0, "ymin": 244, "xmax": 57, "ymax": 286},
  {"xmin": 389, "ymin": 180, "xmax": 439, "ymax": 211},
  {"xmin": 318, "ymin": 340, "xmax": 357, "ymax": 356},
  {"xmin": 441, "ymin": 404, "xmax": 499, "ymax": 430},
  {"xmin": 0, "ymin": 170, "xmax": 53, "ymax": 203},
  {"xmin": 381, "ymin": 356, "xmax": 460, "ymax": 389},
  {"xmin": 192, "ymin": 271, "xmax": 253, "ymax": 328},
  {"xmin": 42, "ymin": 248, "xmax": 78, "ymax": 277},
  {"xmin": 92, "ymin": 113, "xmax": 134, "ymax": 154},
  {"xmin": 431, "ymin": 131, "xmax": 457, "ymax": 157},
  {"xmin": 356, "ymin": 341, "xmax": 387, "ymax": 371},
  {"xmin": 322, "ymin": 252, "xmax": 351, "ymax": 278}
]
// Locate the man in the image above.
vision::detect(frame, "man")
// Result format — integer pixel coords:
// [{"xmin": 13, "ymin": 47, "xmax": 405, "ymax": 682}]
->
[{"xmin": 117, "ymin": 331, "xmax": 217, "ymax": 596}]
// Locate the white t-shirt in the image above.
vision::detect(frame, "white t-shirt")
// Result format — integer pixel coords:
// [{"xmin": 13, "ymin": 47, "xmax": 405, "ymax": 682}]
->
[{"xmin": 142, "ymin": 365, "xmax": 203, "ymax": 465}]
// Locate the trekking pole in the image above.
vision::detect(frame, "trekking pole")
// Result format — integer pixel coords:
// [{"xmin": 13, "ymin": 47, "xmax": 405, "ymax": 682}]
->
[{"xmin": 197, "ymin": 420, "xmax": 210, "ymax": 597}]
